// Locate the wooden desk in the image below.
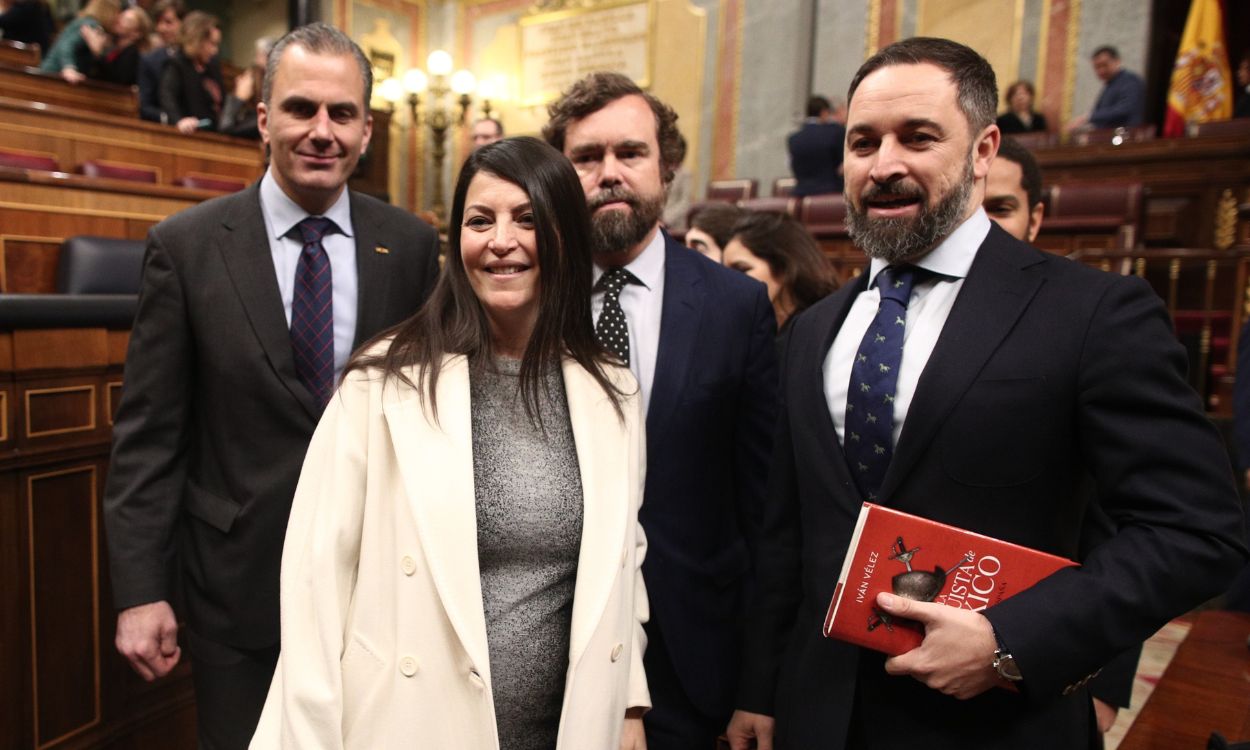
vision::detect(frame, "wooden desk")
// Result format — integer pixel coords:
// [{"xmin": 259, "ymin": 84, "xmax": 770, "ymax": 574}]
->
[
  {"xmin": 1118, "ymin": 611, "xmax": 1250, "ymax": 750},
  {"xmin": 1034, "ymin": 135, "xmax": 1250, "ymax": 250},
  {"xmin": 0, "ymin": 62, "xmax": 137, "ymax": 118},
  {"xmin": 0, "ymin": 39, "xmax": 39, "ymax": 67},
  {"xmin": 0, "ymin": 167, "xmax": 217, "ymax": 293},
  {"xmin": 0, "ymin": 96, "xmax": 263, "ymax": 186}
]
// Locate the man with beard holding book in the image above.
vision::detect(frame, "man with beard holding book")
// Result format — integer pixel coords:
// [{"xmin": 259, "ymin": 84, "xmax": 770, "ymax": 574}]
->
[
  {"xmin": 727, "ymin": 37, "xmax": 1246, "ymax": 750},
  {"xmin": 544, "ymin": 72, "xmax": 778, "ymax": 750}
]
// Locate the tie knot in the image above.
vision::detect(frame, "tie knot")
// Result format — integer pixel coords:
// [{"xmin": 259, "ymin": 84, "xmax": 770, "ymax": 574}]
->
[
  {"xmin": 293, "ymin": 216, "xmax": 337, "ymax": 246},
  {"xmin": 598, "ymin": 266, "xmax": 639, "ymax": 295},
  {"xmin": 876, "ymin": 266, "xmax": 919, "ymax": 307}
]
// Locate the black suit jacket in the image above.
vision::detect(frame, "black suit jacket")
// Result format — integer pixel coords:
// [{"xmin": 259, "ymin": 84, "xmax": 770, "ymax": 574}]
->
[
  {"xmin": 787, "ymin": 120, "xmax": 845, "ymax": 197},
  {"xmin": 640, "ymin": 233, "xmax": 777, "ymax": 719},
  {"xmin": 104, "ymin": 183, "xmax": 440, "ymax": 648},
  {"xmin": 159, "ymin": 50, "xmax": 223, "ymax": 128},
  {"xmin": 740, "ymin": 225, "xmax": 1246, "ymax": 749},
  {"xmin": 138, "ymin": 47, "xmax": 174, "ymax": 122}
]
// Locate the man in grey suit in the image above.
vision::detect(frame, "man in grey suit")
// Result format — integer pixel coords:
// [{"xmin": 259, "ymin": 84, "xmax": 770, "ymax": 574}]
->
[{"xmin": 103, "ymin": 23, "xmax": 440, "ymax": 749}]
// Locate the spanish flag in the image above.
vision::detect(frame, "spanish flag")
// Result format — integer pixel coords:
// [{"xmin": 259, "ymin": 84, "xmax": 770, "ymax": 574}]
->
[{"xmin": 1163, "ymin": 0, "xmax": 1233, "ymax": 136}]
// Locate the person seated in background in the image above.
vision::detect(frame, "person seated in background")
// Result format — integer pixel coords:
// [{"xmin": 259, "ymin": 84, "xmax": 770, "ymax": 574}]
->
[
  {"xmin": 984, "ymin": 137, "xmax": 1146, "ymax": 736},
  {"xmin": 159, "ymin": 11, "xmax": 223, "ymax": 134},
  {"xmin": 787, "ymin": 95, "xmax": 846, "ymax": 196},
  {"xmin": 0, "ymin": 0, "xmax": 56, "ymax": 55},
  {"xmin": 1235, "ymin": 53, "xmax": 1249, "ymax": 119},
  {"xmin": 1068, "ymin": 45, "xmax": 1145, "ymax": 132},
  {"xmin": 470, "ymin": 116, "xmax": 504, "ymax": 150},
  {"xmin": 219, "ymin": 36, "xmax": 273, "ymax": 139},
  {"xmin": 250, "ymin": 136, "xmax": 649, "ymax": 749},
  {"xmin": 39, "ymin": 0, "xmax": 120, "ymax": 83},
  {"xmin": 138, "ymin": 0, "xmax": 184, "ymax": 122},
  {"xmin": 995, "ymin": 80, "xmax": 1048, "ymax": 134},
  {"xmin": 722, "ymin": 210, "xmax": 837, "ymax": 335},
  {"xmin": 93, "ymin": 6, "xmax": 150, "ymax": 86},
  {"xmin": 684, "ymin": 202, "xmax": 745, "ymax": 264}
]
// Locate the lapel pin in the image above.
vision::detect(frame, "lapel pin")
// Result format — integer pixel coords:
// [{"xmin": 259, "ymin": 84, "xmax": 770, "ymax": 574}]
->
[{"xmin": 375, "ymin": 245, "xmax": 390, "ymax": 254}]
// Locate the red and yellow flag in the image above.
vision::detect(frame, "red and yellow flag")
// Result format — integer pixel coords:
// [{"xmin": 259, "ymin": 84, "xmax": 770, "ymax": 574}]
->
[{"xmin": 1163, "ymin": 0, "xmax": 1233, "ymax": 136}]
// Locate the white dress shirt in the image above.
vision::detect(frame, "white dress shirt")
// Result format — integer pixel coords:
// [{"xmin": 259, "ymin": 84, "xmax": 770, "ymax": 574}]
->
[
  {"xmin": 259, "ymin": 168, "xmax": 359, "ymax": 380},
  {"xmin": 592, "ymin": 229, "xmax": 666, "ymax": 415},
  {"xmin": 824, "ymin": 208, "xmax": 991, "ymax": 447}
]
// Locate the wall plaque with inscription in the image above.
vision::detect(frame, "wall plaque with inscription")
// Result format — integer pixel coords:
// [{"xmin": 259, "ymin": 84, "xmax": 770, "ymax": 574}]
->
[{"xmin": 519, "ymin": 0, "xmax": 653, "ymax": 106}]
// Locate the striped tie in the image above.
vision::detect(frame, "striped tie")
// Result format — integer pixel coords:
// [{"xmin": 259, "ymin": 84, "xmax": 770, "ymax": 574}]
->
[{"xmin": 290, "ymin": 217, "xmax": 336, "ymax": 409}]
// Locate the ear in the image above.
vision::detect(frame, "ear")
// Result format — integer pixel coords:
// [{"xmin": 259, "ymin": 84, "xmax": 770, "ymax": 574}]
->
[
  {"xmin": 1026, "ymin": 201, "xmax": 1044, "ymax": 243},
  {"xmin": 360, "ymin": 110, "xmax": 373, "ymax": 153},
  {"xmin": 257, "ymin": 100, "xmax": 270, "ymax": 147},
  {"xmin": 972, "ymin": 124, "xmax": 1001, "ymax": 181}
]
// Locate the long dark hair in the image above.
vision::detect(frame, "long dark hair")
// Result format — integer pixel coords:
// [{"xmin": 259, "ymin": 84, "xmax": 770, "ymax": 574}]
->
[
  {"xmin": 348, "ymin": 136, "xmax": 625, "ymax": 425},
  {"xmin": 730, "ymin": 211, "xmax": 837, "ymax": 316}
]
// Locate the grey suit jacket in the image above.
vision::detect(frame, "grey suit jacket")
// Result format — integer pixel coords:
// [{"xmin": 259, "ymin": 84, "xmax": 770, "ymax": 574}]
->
[{"xmin": 104, "ymin": 183, "xmax": 440, "ymax": 648}]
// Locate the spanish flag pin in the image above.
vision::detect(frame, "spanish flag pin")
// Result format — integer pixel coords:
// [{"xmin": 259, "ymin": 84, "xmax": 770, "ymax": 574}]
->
[{"xmin": 375, "ymin": 245, "xmax": 390, "ymax": 254}]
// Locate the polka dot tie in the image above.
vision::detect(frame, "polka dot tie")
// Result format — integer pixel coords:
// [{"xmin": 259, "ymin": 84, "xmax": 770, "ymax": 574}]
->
[
  {"xmin": 289, "ymin": 216, "xmax": 336, "ymax": 409},
  {"xmin": 595, "ymin": 266, "xmax": 638, "ymax": 367},
  {"xmin": 844, "ymin": 265, "xmax": 919, "ymax": 502}
]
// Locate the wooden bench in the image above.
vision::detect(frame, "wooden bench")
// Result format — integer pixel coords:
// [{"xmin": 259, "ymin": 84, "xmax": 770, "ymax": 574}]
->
[
  {"xmin": 0, "ymin": 62, "xmax": 137, "ymax": 118},
  {"xmin": 0, "ymin": 96, "xmax": 263, "ymax": 188},
  {"xmin": 0, "ymin": 39, "xmax": 39, "ymax": 67}
]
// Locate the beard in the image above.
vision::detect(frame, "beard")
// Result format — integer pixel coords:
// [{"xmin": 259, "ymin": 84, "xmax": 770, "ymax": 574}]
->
[
  {"xmin": 588, "ymin": 185, "xmax": 666, "ymax": 257},
  {"xmin": 846, "ymin": 155, "xmax": 975, "ymax": 264}
]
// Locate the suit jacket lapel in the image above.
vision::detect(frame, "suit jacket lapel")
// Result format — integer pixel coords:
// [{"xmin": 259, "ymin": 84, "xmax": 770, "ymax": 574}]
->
[
  {"xmin": 350, "ymin": 192, "xmax": 396, "ymax": 350},
  {"xmin": 647, "ymin": 236, "xmax": 703, "ymax": 434},
  {"xmin": 879, "ymin": 227, "xmax": 1047, "ymax": 500},
  {"xmin": 218, "ymin": 184, "xmax": 322, "ymax": 420},
  {"xmin": 564, "ymin": 360, "xmax": 628, "ymax": 669},
  {"xmin": 382, "ymin": 356, "xmax": 493, "ymax": 682},
  {"xmin": 805, "ymin": 275, "xmax": 867, "ymax": 501}
]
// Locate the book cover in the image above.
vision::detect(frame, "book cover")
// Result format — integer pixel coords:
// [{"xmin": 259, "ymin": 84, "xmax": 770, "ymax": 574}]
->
[{"xmin": 822, "ymin": 503, "xmax": 1077, "ymax": 655}]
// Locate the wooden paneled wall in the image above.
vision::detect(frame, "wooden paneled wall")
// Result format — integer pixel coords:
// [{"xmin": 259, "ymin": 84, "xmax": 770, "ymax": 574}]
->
[{"xmin": 0, "ymin": 64, "xmax": 136, "ymax": 119}]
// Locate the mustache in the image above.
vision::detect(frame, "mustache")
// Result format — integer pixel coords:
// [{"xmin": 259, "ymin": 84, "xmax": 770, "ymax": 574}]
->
[
  {"xmin": 588, "ymin": 186, "xmax": 640, "ymax": 212},
  {"xmin": 861, "ymin": 181, "xmax": 925, "ymax": 202}
]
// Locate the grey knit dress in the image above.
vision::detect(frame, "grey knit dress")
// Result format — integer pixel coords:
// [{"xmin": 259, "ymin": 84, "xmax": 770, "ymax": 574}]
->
[{"xmin": 470, "ymin": 357, "xmax": 583, "ymax": 750}]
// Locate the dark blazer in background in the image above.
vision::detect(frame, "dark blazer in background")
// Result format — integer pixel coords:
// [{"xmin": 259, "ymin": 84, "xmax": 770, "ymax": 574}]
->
[
  {"xmin": 787, "ymin": 120, "xmax": 845, "ymax": 196},
  {"xmin": 642, "ymin": 234, "xmax": 777, "ymax": 724},
  {"xmin": 103, "ymin": 182, "xmax": 440, "ymax": 649},
  {"xmin": 159, "ymin": 50, "xmax": 224, "ymax": 129},
  {"xmin": 995, "ymin": 110, "xmax": 1048, "ymax": 134},
  {"xmin": 740, "ymin": 225, "xmax": 1246, "ymax": 749},
  {"xmin": 139, "ymin": 47, "xmax": 175, "ymax": 122}
]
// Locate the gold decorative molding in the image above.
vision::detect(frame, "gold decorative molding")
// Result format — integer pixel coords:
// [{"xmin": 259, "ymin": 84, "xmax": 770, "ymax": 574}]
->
[
  {"xmin": 1215, "ymin": 188, "xmax": 1237, "ymax": 251},
  {"xmin": 1035, "ymin": 0, "xmax": 1052, "ymax": 102},
  {"xmin": 106, "ymin": 381, "xmax": 122, "ymax": 426},
  {"xmin": 27, "ymin": 465, "xmax": 101, "ymax": 749},
  {"xmin": 1061, "ymin": 0, "xmax": 1081, "ymax": 127},
  {"xmin": 24, "ymin": 385, "xmax": 98, "ymax": 438},
  {"xmin": 867, "ymin": 0, "xmax": 882, "ymax": 58}
]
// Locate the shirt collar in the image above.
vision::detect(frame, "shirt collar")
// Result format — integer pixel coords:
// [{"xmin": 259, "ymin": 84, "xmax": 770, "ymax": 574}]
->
[
  {"xmin": 259, "ymin": 166, "xmax": 355, "ymax": 240},
  {"xmin": 593, "ymin": 227, "xmax": 666, "ymax": 291},
  {"xmin": 867, "ymin": 207, "xmax": 990, "ymax": 287}
]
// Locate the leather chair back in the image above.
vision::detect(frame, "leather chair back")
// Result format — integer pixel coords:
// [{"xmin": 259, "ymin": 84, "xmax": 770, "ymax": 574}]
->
[
  {"xmin": 706, "ymin": 178, "xmax": 758, "ymax": 203},
  {"xmin": 56, "ymin": 236, "xmax": 145, "ymax": 294}
]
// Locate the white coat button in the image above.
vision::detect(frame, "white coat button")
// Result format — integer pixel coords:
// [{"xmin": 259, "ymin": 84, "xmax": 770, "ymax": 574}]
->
[
  {"xmin": 399, "ymin": 656, "xmax": 418, "ymax": 676},
  {"xmin": 610, "ymin": 643, "xmax": 623, "ymax": 662},
  {"xmin": 401, "ymin": 555, "xmax": 417, "ymax": 576}
]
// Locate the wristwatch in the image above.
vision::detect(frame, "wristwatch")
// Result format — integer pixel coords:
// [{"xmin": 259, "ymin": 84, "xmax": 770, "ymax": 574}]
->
[{"xmin": 992, "ymin": 631, "xmax": 1023, "ymax": 682}]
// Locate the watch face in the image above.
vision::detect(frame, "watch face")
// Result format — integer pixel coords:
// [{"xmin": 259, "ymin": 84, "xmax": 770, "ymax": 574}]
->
[{"xmin": 996, "ymin": 653, "xmax": 1023, "ymax": 681}]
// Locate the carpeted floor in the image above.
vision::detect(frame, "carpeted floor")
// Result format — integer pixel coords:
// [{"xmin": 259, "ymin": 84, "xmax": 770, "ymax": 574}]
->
[{"xmin": 1103, "ymin": 617, "xmax": 1193, "ymax": 750}]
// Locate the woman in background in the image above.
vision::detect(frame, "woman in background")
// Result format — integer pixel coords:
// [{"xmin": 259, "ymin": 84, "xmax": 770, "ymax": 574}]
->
[
  {"xmin": 250, "ymin": 137, "xmax": 649, "ymax": 750},
  {"xmin": 723, "ymin": 210, "xmax": 837, "ymax": 334},
  {"xmin": 996, "ymin": 80, "xmax": 1048, "ymax": 134},
  {"xmin": 219, "ymin": 36, "xmax": 272, "ymax": 139},
  {"xmin": 39, "ymin": 0, "xmax": 119, "ymax": 83},
  {"xmin": 94, "ymin": 6, "xmax": 150, "ymax": 86},
  {"xmin": 685, "ymin": 201, "xmax": 745, "ymax": 264},
  {"xmin": 159, "ymin": 10, "xmax": 223, "ymax": 134}
]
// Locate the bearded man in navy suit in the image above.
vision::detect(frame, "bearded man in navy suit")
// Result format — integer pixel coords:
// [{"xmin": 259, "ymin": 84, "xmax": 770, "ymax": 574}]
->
[
  {"xmin": 727, "ymin": 37, "xmax": 1246, "ymax": 750},
  {"xmin": 545, "ymin": 73, "xmax": 778, "ymax": 750}
]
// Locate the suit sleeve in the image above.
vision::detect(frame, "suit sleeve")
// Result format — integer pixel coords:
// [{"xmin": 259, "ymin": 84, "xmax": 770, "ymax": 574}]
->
[
  {"xmin": 984, "ymin": 274, "xmax": 1248, "ymax": 700},
  {"xmin": 159, "ymin": 61, "xmax": 184, "ymax": 124},
  {"xmin": 103, "ymin": 228, "xmax": 193, "ymax": 610},
  {"xmin": 251, "ymin": 374, "xmax": 371, "ymax": 749},
  {"xmin": 627, "ymin": 382, "xmax": 651, "ymax": 711},
  {"xmin": 737, "ymin": 323, "xmax": 801, "ymax": 716},
  {"xmin": 734, "ymin": 283, "xmax": 779, "ymax": 561}
]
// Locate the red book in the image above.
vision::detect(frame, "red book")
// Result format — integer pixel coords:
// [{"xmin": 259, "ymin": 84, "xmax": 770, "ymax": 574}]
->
[{"xmin": 823, "ymin": 503, "xmax": 1077, "ymax": 655}]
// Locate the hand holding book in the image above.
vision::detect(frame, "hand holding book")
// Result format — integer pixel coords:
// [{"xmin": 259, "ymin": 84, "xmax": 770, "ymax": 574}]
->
[{"xmin": 876, "ymin": 592, "xmax": 1002, "ymax": 699}]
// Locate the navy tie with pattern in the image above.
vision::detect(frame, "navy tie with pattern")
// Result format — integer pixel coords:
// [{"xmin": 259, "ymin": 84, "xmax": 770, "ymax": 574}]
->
[
  {"xmin": 290, "ymin": 216, "xmax": 336, "ymax": 409},
  {"xmin": 596, "ymin": 266, "xmax": 637, "ymax": 366},
  {"xmin": 844, "ymin": 265, "xmax": 918, "ymax": 502}
]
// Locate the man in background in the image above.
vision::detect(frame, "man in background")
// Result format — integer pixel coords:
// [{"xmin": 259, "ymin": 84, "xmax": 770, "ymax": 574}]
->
[
  {"xmin": 1068, "ymin": 45, "xmax": 1145, "ymax": 131},
  {"xmin": 545, "ymin": 72, "xmax": 777, "ymax": 750},
  {"xmin": 471, "ymin": 116, "xmax": 504, "ymax": 149},
  {"xmin": 105, "ymin": 23, "xmax": 440, "ymax": 749},
  {"xmin": 787, "ymin": 95, "xmax": 846, "ymax": 196}
]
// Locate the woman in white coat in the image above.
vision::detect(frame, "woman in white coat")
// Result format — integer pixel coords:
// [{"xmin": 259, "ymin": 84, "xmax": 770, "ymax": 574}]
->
[{"xmin": 251, "ymin": 136, "xmax": 649, "ymax": 749}]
